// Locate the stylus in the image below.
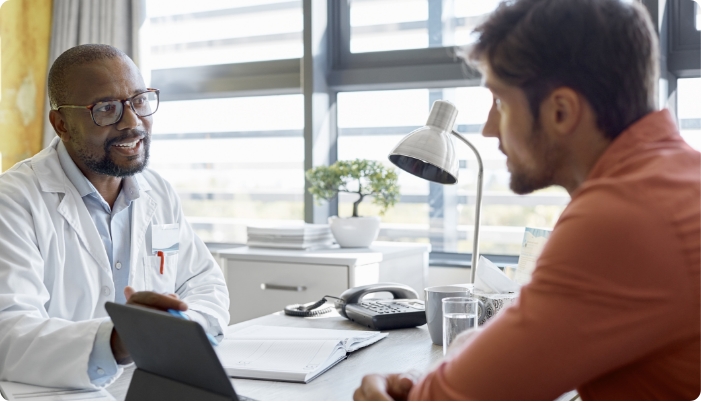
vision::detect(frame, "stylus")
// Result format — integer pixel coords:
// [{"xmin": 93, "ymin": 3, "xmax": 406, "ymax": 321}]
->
[{"xmin": 167, "ymin": 309, "xmax": 219, "ymax": 346}]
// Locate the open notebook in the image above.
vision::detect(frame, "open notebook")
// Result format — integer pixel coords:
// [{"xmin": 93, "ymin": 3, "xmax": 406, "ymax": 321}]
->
[{"xmin": 215, "ymin": 325, "xmax": 387, "ymax": 383}]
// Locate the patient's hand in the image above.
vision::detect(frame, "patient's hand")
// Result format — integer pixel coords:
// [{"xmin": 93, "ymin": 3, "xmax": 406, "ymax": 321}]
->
[
  {"xmin": 353, "ymin": 371, "xmax": 421, "ymax": 401},
  {"xmin": 110, "ymin": 287, "xmax": 188, "ymax": 364}
]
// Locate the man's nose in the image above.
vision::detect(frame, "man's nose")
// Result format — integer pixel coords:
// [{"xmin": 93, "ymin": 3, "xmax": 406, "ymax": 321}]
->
[
  {"xmin": 116, "ymin": 101, "xmax": 140, "ymax": 130},
  {"xmin": 481, "ymin": 101, "xmax": 500, "ymax": 138}
]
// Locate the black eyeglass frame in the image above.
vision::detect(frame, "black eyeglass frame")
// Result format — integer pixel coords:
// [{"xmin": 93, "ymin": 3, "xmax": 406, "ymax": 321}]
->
[{"xmin": 52, "ymin": 88, "xmax": 160, "ymax": 127}]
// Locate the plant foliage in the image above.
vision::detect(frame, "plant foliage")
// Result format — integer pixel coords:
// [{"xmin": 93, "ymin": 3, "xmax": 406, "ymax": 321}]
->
[{"xmin": 306, "ymin": 159, "xmax": 400, "ymax": 217}]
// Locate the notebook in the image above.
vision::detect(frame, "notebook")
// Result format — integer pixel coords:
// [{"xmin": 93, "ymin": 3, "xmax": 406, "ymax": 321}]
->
[{"xmin": 215, "ymin": 325, "xmax": 387, "ymax": 383}]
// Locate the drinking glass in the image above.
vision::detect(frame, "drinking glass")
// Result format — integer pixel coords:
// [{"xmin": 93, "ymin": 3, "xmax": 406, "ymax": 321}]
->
[{"xmin": 442, "ymin": 297, "xmax": 482, "ymax": 355}]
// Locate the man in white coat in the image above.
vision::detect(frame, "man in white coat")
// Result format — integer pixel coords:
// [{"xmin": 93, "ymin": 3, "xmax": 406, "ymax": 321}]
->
[{"xmin": 0, "ymin": 44, "xmax": 230, "ymax": 388}]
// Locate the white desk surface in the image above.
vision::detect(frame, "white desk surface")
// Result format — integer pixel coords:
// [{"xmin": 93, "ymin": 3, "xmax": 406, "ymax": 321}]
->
[
  {"xmin": 106, "ymin": 310, "xmax": 441, "ymax": 401},
  {"xmin": 216, "ymin": 241, "xmax": 431, "ymax": 267},
  {"xmin": 105, "ymin": 311, "xmax": 578, "ymax": 401}
]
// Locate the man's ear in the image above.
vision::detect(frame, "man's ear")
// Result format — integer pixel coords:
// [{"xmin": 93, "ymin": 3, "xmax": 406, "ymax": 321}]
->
[
  {"xmin": 540, "ymin": 87, "xmax": 582, "ymax": 138},
  {"xmin": 48, "ymin": 110, "xmax": 70, "ymax": 141}
]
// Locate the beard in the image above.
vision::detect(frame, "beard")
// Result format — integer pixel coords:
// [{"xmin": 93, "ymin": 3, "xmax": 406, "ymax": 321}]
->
[
  {"xmin": 508, "ymin": 122, "xmax": 559, "ymax": 195},
  {"xmin": 73, "ymin": 130, "xmax": 151, "ymax": 177}
]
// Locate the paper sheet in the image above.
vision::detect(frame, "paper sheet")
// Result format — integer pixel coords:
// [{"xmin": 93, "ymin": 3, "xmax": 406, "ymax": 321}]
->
[
  {"xmin": 515, "ymin": 227, "xmax": 552, "ymax": 285},
  {"xmin": 216, "ymin": 339, "xmax": 342, "ymax": 374}
]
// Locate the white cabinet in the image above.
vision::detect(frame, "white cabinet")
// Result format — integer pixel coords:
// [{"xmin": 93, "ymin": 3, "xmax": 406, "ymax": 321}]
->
[{"xmin": 217, "ymin": 242, "xmax": 430, "ymax": 324}]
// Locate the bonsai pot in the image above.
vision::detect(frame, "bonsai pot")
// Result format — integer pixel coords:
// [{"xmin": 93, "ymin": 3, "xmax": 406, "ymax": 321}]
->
[{"xmin": 328, "ymin": 216, "xmax": 380, "ymax": 248}]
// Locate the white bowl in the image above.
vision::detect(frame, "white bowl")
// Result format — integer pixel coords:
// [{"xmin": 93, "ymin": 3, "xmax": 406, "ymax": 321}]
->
[{"xmin": 328, "ymin": 216, "xmax": 381, "ymax": 248}]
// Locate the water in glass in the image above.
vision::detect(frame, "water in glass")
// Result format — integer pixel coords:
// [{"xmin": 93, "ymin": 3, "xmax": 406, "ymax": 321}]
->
[{"xmin": 443, "ymin": 312, "xmax": 477, "ymax": 355}]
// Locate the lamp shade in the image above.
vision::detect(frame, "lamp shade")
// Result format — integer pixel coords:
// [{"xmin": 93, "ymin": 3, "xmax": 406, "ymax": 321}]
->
[{"xmin": 388, "ymin": 100, "xmax": 459, "ymax": 184}]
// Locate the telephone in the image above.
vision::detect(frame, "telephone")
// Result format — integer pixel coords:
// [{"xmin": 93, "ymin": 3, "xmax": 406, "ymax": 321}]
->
[{"xmin": 284, "ymin": 282, "xmax": 426, "ymax": 330}]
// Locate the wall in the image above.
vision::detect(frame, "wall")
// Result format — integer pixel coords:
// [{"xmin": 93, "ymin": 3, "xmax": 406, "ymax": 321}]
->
[{"xmin": 0, "ymin": 0, "xmax": 52, "ymax": 172}]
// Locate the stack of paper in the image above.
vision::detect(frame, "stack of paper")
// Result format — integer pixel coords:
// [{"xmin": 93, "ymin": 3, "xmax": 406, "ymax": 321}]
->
[
  {"xmin": 246, "ymin": 224, "xmax": 335, "ymax": 250},
  {"xmin": 215, "ymin": 325, "xmax": 387, "ymax": 383}
]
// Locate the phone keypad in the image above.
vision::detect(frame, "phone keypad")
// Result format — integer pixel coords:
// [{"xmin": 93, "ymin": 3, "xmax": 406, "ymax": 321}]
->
[{"xmin": 358, "ymin": 301, "xmax": 423, "ymax": 315}]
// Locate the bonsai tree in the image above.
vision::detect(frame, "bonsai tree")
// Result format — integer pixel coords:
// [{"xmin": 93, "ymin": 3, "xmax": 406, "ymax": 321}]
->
[{"xmin": 306, "ymin": 159, "xmax": 400, "ymax": 217}]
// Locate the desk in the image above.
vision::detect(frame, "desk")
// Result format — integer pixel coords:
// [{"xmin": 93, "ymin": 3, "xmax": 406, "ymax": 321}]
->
[
  {"xmin": 107, "ymin": 310, "xmax": 441, "ymax": 400},
  {"xmin": 106, "ymin": 311, "xmax": 579, "ymax": 401}
]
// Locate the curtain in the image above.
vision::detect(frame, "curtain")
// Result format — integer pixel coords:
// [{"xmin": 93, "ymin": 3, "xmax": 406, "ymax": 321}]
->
[{"xmin": 42, "ymin": 0, "xmax": 148, "ymax": 147}]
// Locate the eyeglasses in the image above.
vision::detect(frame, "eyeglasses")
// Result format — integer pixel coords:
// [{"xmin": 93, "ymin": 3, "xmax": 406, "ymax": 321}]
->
[{"xmin": 53, "ymin": 88, "xmax": 160, "ymax": 127}]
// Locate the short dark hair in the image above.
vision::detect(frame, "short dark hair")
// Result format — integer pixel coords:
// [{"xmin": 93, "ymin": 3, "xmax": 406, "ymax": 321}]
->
[
  {"xmin": 469, "ymin": 0, "xmax": 658, "ymax": 139},
  {"xmin": 48, "ymin": 44, "xmax": 127, "ymax": 109}
]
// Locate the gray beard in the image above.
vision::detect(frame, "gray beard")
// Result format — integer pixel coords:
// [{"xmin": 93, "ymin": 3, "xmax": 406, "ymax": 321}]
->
[{"xmin": 74, "ymin": 133, "xmax": 150, "ymax": 177}]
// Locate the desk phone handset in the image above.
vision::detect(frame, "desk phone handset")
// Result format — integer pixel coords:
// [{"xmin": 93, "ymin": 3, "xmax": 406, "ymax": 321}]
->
[{"xmin": 284, "ymin": 282, "xmax": 427, "ymax": 330}]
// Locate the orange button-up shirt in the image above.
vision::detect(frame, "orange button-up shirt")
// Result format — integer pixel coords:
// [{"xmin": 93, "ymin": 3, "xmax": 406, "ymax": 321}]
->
[{"xmin": 409, "ymin": 110, "xmax": 700, "ymax": 400}]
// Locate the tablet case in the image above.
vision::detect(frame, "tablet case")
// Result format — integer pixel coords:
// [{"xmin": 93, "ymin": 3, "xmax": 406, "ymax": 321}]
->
[{"xmin": 105, "ymin": 302, "xmax": 242, "ymax": 401}]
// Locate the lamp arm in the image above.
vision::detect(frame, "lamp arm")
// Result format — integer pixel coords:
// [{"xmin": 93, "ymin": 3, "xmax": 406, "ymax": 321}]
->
[{"xmin": 451, "ymin": 130, "xmax": 484, "ymax": 284}]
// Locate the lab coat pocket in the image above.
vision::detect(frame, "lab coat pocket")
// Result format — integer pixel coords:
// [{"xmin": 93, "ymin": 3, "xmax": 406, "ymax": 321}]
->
[{"xmin": 143, "ymin": 253, "xmax": 179, "ymax": 294}]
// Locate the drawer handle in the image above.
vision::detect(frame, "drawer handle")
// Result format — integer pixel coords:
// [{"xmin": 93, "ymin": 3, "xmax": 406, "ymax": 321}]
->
[{"xmin": 261, "ymin": 283, "xmax": 307, "ymax": 292}]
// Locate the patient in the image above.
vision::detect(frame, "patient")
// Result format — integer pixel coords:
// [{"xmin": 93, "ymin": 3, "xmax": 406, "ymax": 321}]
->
[{"xmin": 354, "ymin": 0, "xmax": 700, "ymax": 400}]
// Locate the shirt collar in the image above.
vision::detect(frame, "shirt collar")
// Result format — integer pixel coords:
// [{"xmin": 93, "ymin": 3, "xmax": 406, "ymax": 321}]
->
[
  {"xmin": 585, "ymin": 109, "xmax": 682, "ymax": 181},
  {"xmin": 56, "ymin": 140, "xmax": 143, "ymax": 203},
  {"xmin": 57, "ymin": 140, "xmax": 98, "ymax": 197}
]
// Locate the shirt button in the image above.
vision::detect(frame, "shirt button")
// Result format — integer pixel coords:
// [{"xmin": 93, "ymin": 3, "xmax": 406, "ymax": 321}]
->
[
  {"xmin": 102, "ymin": 286, "xmax": 111, "ymax": 296},
  {"xmin": 115, "ymin": 262, "xmax": 122, "ymax": 269},
  {"xmin": 97, "ymin": 368, "xmax": 105, "ymax": 376}
]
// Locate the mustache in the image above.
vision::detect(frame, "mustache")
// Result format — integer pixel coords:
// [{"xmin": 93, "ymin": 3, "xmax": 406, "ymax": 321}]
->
[{"xmin": 104, "ymin": 130, "xmax": 149, "ymax": 149}]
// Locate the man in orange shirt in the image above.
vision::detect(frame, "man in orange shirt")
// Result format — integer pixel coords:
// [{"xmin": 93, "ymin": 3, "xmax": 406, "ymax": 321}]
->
[{"xmin": 354, "ymin": 0, "xmax": 700, "ymax": 400}]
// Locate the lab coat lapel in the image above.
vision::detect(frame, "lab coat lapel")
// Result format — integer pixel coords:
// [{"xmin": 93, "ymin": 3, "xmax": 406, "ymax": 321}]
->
[
  {"xmin": 32, "ymin": 138, "xmax": 112, "ymax": 275},
  {"xmin": 129, "ymin": 183, "xmax": 156, "ymax": 289},
  {"xmin": 56, "ymin": 188, "xmax": 113, "ymax": 276}
]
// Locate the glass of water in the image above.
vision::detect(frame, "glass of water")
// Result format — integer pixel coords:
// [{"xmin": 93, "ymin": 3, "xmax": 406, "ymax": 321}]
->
[{"xmin": 442, "ymin": 297, "xmax": 482, "ymax": 355}]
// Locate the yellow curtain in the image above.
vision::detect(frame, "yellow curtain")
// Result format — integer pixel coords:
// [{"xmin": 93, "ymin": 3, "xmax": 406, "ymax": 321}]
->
[{"xmin": 0, "ymin": 0, "xmax": 52, "ymax": 172}]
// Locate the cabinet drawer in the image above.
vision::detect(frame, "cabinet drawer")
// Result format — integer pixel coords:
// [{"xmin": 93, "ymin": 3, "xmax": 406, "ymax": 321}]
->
[{"xmin": 227, "ymin": 260, "xmax": 349, "ymax": 324}]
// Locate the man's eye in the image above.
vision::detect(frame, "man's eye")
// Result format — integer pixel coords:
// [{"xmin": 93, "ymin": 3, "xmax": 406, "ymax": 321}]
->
[
  {"xmin": 95, "ymin": 103, "xmax": 116, "ymax": 113},
  {"xmin": 132, "ymin": 95, "xmax": 146, "ymax": 105}
]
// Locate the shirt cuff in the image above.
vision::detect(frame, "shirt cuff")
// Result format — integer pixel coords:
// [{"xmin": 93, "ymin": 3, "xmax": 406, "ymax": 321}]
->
[
  {"xmin": 87, "ymin": 319, "xmax": 120, "ymax": 387},
  {"xmin": 185, "ymin": 309, "xmax": 223, "ymax": 340}
]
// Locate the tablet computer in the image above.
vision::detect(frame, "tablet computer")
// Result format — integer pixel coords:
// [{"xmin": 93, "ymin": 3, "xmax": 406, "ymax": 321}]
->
[{"xmin": 105, "ymin": 302, "xmax": 251, "ymax": 401}]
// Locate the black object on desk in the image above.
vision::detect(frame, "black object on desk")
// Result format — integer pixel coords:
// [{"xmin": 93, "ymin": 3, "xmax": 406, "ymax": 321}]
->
[{"xmin": 105, "ymin": 302, "xmax": 251, "ymax": 401}]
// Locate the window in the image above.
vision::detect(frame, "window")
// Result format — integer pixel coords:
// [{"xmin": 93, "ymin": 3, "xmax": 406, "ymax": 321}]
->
[
  {"xmin": 145, "ymin": 1, "xmax": 306, "ymax": 243},
  {"xmin": 678, "ymin": 78, "xmax": 701, "ymax": 151},
  {"xmin": 144, "ymin": 0, "xmax": 698, "ymax": 263},
  {"xmin": 349, "ymin": 0, "xmax": 501, "ymax": 53},
  {"xmin": 145, "ymin": 0, "xmax": 303, "ymax": 69},
  {"xmin": 149, "ymin": 96, "xmax": 305, "ymax": 243},
  {"xmin": 337, "ymin": 88, "xmax": 568, "ymax": 255}
]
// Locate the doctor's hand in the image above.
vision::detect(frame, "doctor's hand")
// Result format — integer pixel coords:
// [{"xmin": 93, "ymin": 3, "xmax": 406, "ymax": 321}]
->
[
  {"xmin": 110, "ymin": 286, "xmax": 188, "ymax": 364},
  {"xmin": 353, "ymin": 371, "xmax": 421, "ymax": 401},
  {"xmin": 123, "ymin": 286, "xmax": 188, "ymax": 311}
]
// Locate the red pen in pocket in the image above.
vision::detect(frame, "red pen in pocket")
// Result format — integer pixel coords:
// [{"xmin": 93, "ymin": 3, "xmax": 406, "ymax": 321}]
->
[{"xmin": 157, "ymin": 251, "xmax": 164, "ymax": 275}]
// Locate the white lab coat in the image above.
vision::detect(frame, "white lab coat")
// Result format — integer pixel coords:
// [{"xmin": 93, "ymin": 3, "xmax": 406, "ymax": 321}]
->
[{"xmin": 0, "ymin": 137, "xmax": 230, "ymax": 388}]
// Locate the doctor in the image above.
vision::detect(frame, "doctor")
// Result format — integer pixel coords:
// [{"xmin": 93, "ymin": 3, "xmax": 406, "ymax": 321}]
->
[{"xmin": 0, "ymin": 44, "xmax": 230, "ymax": 388}]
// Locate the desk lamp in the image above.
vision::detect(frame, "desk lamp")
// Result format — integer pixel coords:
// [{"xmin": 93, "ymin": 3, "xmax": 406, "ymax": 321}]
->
[{"xmin": 388, "ymin": 100, "xmax": 484, "ymax": 283}]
